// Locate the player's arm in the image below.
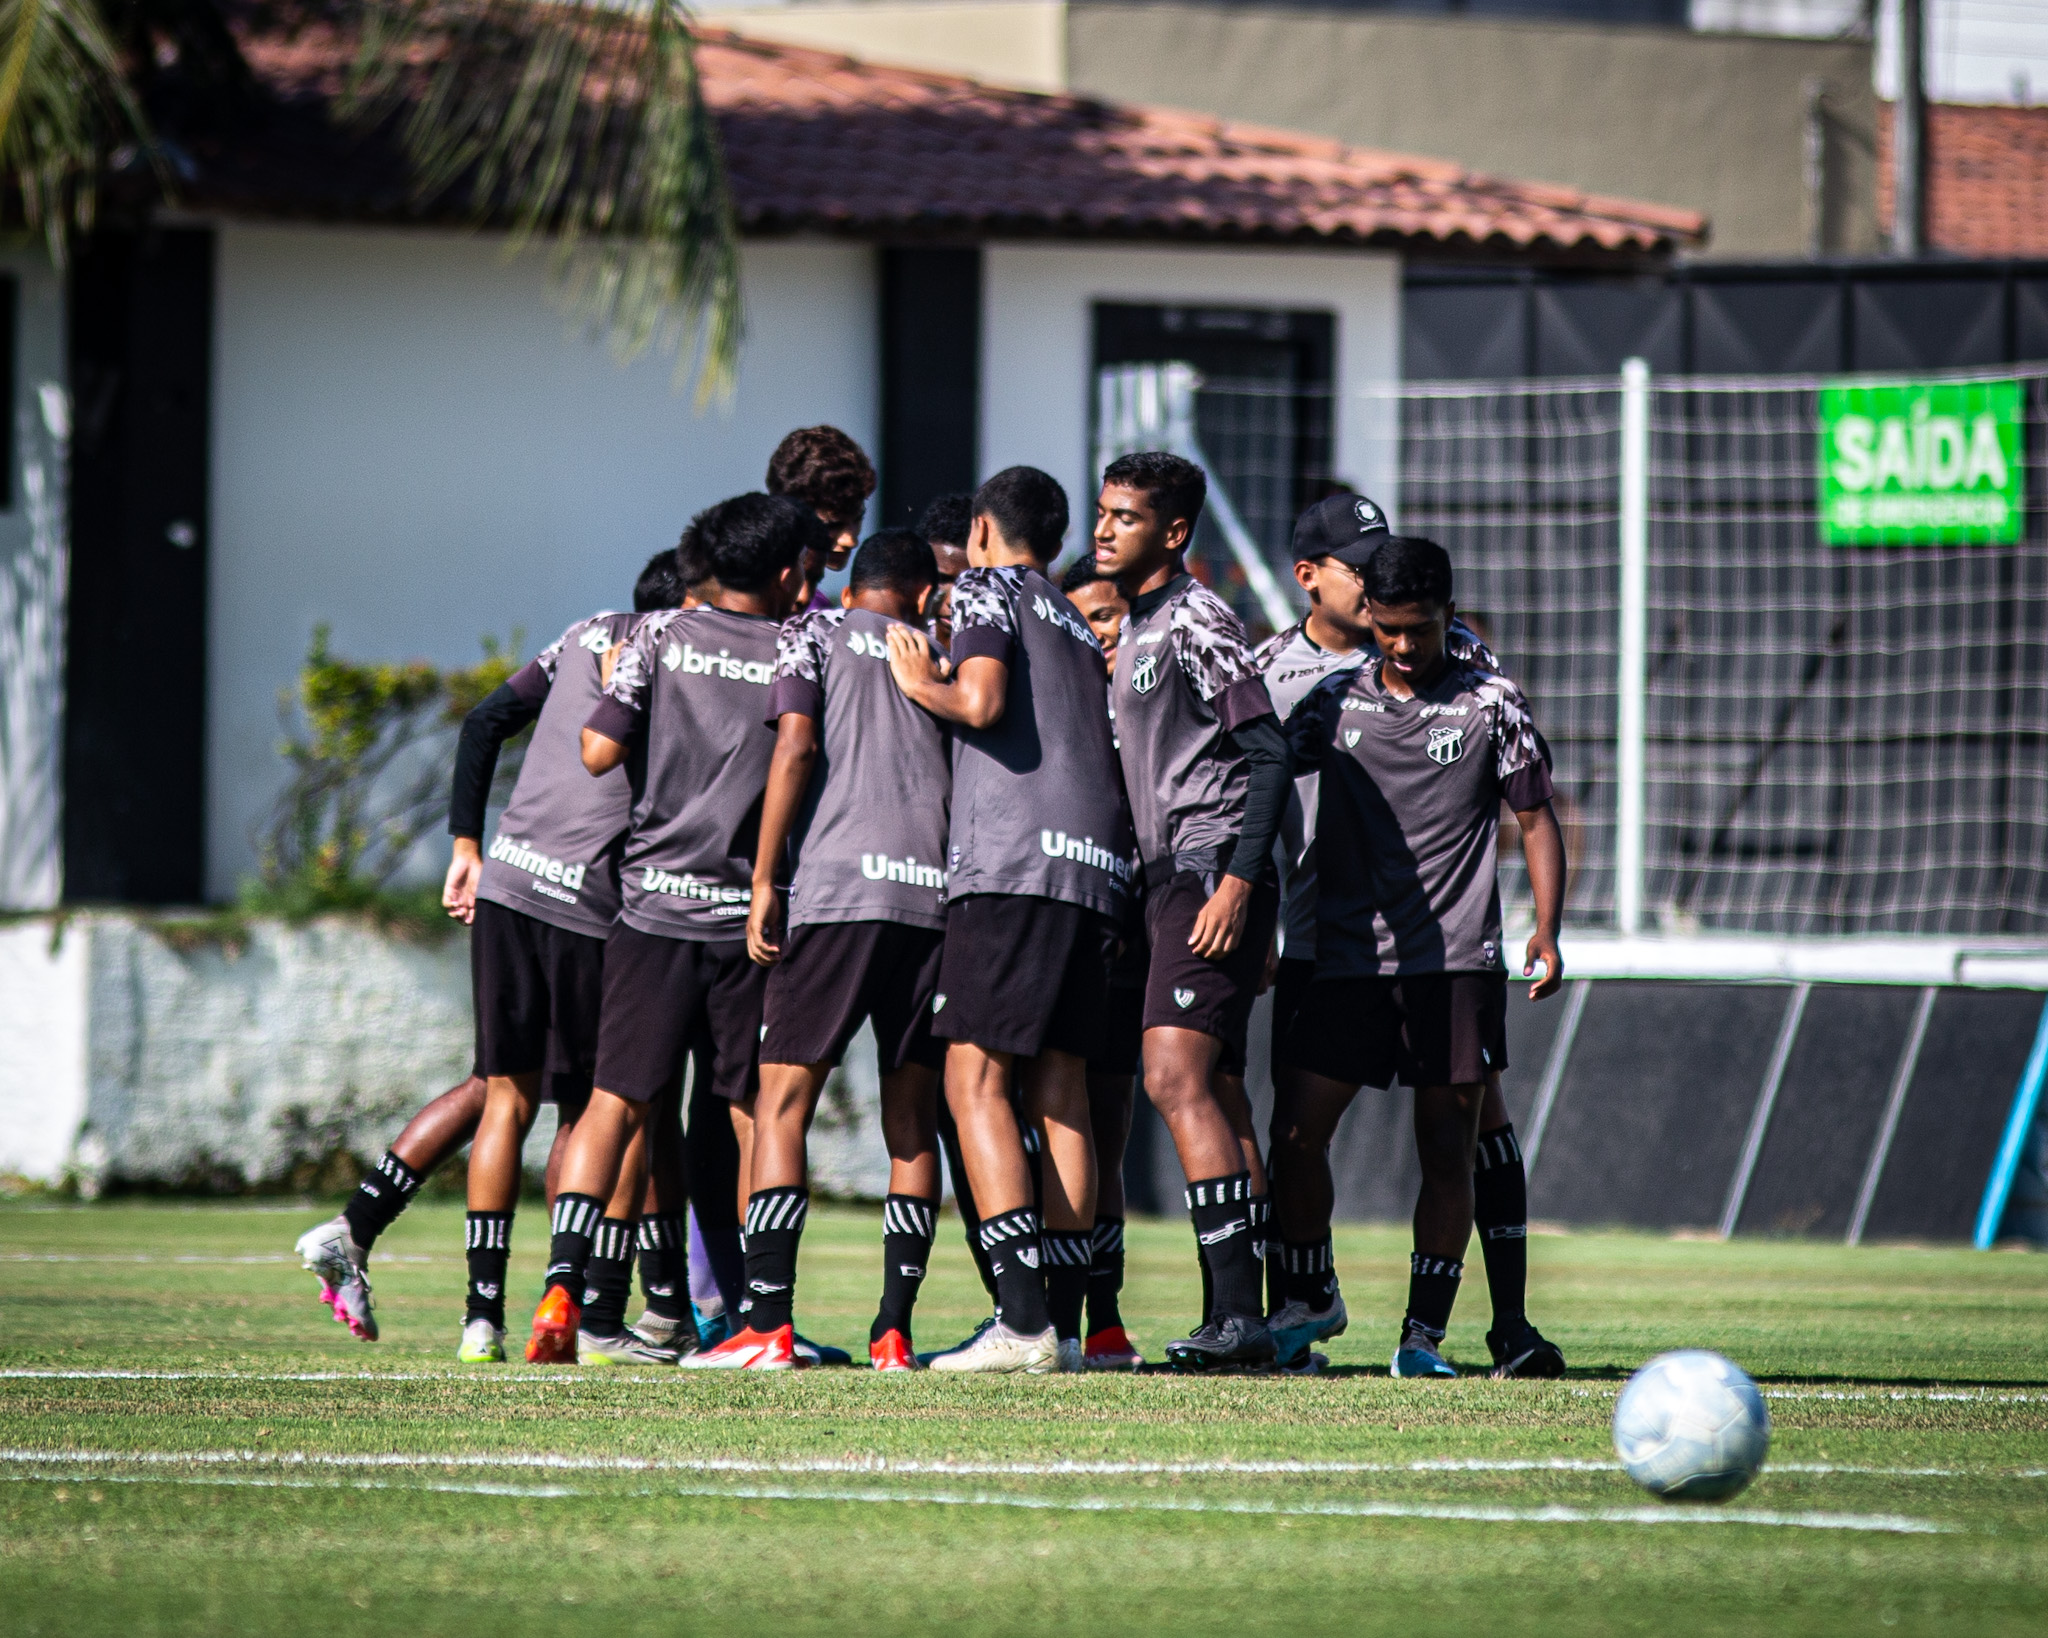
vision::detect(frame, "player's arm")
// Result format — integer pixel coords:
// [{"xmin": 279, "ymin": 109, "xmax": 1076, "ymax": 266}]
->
[
  {"xmin": 582, "ymin": 616, "xmax": 666, "ymax": 776},
  {"xmin": 1515, "ymin": 802, "xmax": 1566, "ymax": 1001},
  {"xmin": 883, "ymin": 624, "xmax": 1006, "ymax": 728},
  {"xmin": 443, "ymin": 661, "xmax": 547, "ymax": 923},
  {"xmin": 749, "ymin": 714, "xmax": 820, "ymax": 966},
  {"xmin": 1191, "ymin": 711, "xmax": 1291, "ymax": 960}
]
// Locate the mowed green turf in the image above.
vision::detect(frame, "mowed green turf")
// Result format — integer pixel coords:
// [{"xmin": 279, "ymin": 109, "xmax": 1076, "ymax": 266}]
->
[{"xmin": 2, "ymin": 1200, "xmax": 2045, "ymax": 1637}]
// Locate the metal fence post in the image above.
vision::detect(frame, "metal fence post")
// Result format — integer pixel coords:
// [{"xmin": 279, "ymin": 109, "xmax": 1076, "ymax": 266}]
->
[{"xmin": 1615, "ymin": 357, "xmax": 1651, "ymax": 936}]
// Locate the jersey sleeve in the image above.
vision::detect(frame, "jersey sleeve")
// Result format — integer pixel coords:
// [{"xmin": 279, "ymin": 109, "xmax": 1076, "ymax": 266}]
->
[
  {"xmin": 1170, "ymin": 585, "xmax": 1274, "ymax": 730},
  {"xmin": 1481, "ymin": 672, "xmax": 1554, "ymax": 811},
  {"xmin": 1250, "ymin": 624, "xmax": 1298, "ymax": 675},
  {"xmin": 1447, "ymin": 616, "xmax": 1500, "ymax": 674},
  {"xmin": 948, "ymin": 567, "xmax": 1020, "ymax": 665},
  {"xmin": 767, "ymin": 609, "xmax": 841, "ymax": 723},
  {"xmin": 1280, "ymin": 672, "xmax": 1342, "ymax": 770},
  {"xmin": 508, "ymin": 618, "xmax": 580, "ymax": 706},
  {"xmin": 585, "ymin": 609, "xmax": 676, "ymax": 745}
]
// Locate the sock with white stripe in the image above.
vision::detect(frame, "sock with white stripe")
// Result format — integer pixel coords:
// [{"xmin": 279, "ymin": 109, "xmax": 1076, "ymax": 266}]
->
[
  {"xmin": 741, "ymin": 1187, "xmax": 808, "ymax": 1334},
  {"xmin": 544, "ymin": 1192, "xmax": 604, "ymax": 1304},
  {"xmin": 1404, "ymin": 1253, "xmax": 1463, "ymax": 1343},
  {"xmin": 1085, "ymin": 1216, "xmax": 1125, "ymax": 1334},
  {"xmin": 343, "ymin": 1150, "xmax": 425, "ymax": 1250},
  {"xmin": 464, "ymin": 1210, "xmax": 513, "ymax": 1328},
  {"xmin": 872, "ymin": 1193, "xmax": 938, "ymax": 1343},
  {"xmin": 978, "ymin": 1206, "xmax": 1050, "ymax": 1335},
  {"xmin": 1280, "ymin": 1234, "xmax": 1338, "ymax": 1309},
  {"xmin": 1250, "ymin": 1192, "xmax": 1273, "ymax": 1313},
  {"xmin": 636, "ymin": 1213, "xmax": 691, "ymax": 1324},
  {"xmin": 1042, "ymin": 1229, "xmax": 1093, "ymax": 1342},
  {"xmin": 580, "ymin": 1216, "xmax": 636, "ymax": 1335},
  {"xmin": 1473, "ymin": 1123, "xmax": 1528, "ymax": 1331},
  {"xmin": 1185, "ymin": 1172, "xmax": 1262, "ymax": 1322}
]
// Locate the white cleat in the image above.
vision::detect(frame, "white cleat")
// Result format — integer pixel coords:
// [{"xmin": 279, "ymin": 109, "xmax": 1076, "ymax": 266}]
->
[
  {"xmin": 457, "ymin": 1318, "xmax": 506, "ymax": 1363},
  {"xmin": 925, "ymin": 1319, "xmax": 1059, "ymax": 1374},
  {"xmin": 579, "ymin": 1328, "xmax": 682, "ymax": 1366},
  {"xmin": 1055, "ymin": 1337, "xmax": 1085, "ymax": 1373},
  {"xmin": 294, "ymin": 1215, "xmax": 377, "ymax": 1341}
]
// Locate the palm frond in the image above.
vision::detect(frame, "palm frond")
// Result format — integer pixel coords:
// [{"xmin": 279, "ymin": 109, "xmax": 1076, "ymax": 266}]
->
[
  {"xmin": 0, "ymin": 0, "xmax": 153, "ymax": 264},
  {"xmin": 345, "ymin": 0, "xmax": 742, "ymax": 399}
]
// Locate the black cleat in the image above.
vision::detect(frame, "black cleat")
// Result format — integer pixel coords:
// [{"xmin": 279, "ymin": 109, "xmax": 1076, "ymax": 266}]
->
[
  {"xmin": 1164, "ymin": 1314, "xmax": 1277, "ymax": 1373},
  {"xmin": 1486, "ymin": 1320, "xmax": 1566, "ymax": 1379}
]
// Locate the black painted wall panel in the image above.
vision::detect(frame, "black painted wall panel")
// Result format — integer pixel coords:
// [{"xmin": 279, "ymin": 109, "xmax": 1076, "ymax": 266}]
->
[
  {"xmin": 879, "ymin": 247, "xmax": 980, "ymax": 529},
  {"xmin": 1862, "ymin": 990, "xmax": 2044, "ymax": 1242},
  {"xmin": 1734, "ymin": 985, "xmax": 1919, "ymax": 1238},
  {"xmin": 1527, "ymin": 981, "xmax": 1783, "ymax": 1228}
]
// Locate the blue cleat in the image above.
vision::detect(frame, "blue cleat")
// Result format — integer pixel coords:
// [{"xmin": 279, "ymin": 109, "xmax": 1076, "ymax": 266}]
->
[
  {"xmin": 1269, "ymin": 1293, "xmax": 1348, "ymax": 1369},
  {"xmin": 1390, "ymin": 1326, "xmax": 1457, "ymax": 1379}
]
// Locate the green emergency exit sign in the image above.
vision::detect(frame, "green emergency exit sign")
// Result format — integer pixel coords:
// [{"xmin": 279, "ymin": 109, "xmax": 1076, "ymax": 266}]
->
[{"xmin": 1819, "ymin": 379, "xmax": 2025, "ymax": 545}]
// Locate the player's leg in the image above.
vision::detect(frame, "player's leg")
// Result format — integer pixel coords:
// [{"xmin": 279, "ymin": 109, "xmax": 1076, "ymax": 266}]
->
[
  {"xmin": 296, "ymin": 1075, "xmax": 484, "ymax": 1340},
  {"xmin": 631, "ymin": 1090, "xmax": 698, "ymax": 1352},
  {"xmin": 1209, "ymin": 1068, "xmax": 1268, "ymax": 1328},
  {"xmin": 1021, "ymin": 1048, "xmax": 1097, "ymax": 1371},
  {"xmin": 1266, "ymin": 1065, "xmax": 1364, "ymax": 1368},
  {"xmin": 1473, "ymin": 1082, "xmax": 1564, "ymax": 1380},
  {"xmin": 578, "ymin": 1113, "xmax": 675, "ymax": 1364},
  {"xmin": 1082, "ymin": 1061, "xmax": 1139, "ymax": 1369},
  {"xmin": 935, "ymin": 1098, "xmax": 999, "ymax": 1306},
  {"xmin": 868, "ymin": 925, "xmax": 945, "ymax": 1370},
  {"xmin": 681, "ymin": 1042, "xmax": 745, "ymax": 1328},
  {"xmin": 458, "ymin": 1070, "xmax": 541, "ymax": 1363}
]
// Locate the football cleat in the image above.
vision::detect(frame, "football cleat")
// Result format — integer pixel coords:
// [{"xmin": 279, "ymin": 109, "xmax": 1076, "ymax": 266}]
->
[
  {"xmin": 1280, "ymin": 1350, "xmax": 1330, "ymax": 1377},
  {"xmin": 679, "ymin": 1323, "xmax": 797, "ymax": 1371},
  {"xmin": 1269, "ymin": 1293, "xmax": 1349, "ymax": 1370},
  {"xmin": 525, "ymin": 1284, "xmax": 581, "ymax": 1364},
  {"xmin": 1084, "ymin": 1325, "xmax": 1145, "ymax": 1371},
  {"xmin": 457, "ymin": 1318, "xmax": 506, "ymax": 1364},
  {"xmin": 692, "ymin": 1304, "xmax": 732, "ymax": 1351},
  {"xmin": 1164, "ymin": 1314, "xmax": 1277, "ymax": 1373},
  {"xmin": 870, "ymin": 1330, "xmax": 920, "ymax": 1372},
  {"xmin": 1487, "ymin": 1320, "xmax": 1566, "ymax": 1380},
  {"xmin": 925, "ymin": 1320, "xmax": 1059, "ymax": 1374},
  {"xmin": 1055, "ymin": 1337, "xmax": 1085, "ymax": 1373},
  {"xmin": 917, "ymin": 1316, "xmax": 995, "ymax": 1367},
  {"xmin": 629, "ymin": 1310, "xmax": 703, "ymax": 1356},
  {"xmin": 1391, "ymin": 1327, "xmax": 1458, "ymax": 1379},
  {"xmin": 294, "ymin": 1216, "xmax": 377, "ymax": 1341},
  {"xmin": 579, "ymin": 1328, "xmax": 682, "ymax": 1367},
  {"xmin": 793, "ymin": 1332, "xmax": 853, "ymax": 1368}
]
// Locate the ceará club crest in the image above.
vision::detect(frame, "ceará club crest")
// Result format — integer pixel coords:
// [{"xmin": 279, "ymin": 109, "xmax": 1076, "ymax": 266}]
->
[
  {"xmin": 1426, "ymin": 725, "xmax": 1465, "ymax": 765},
  {"xmin": 1129, "ymin": 653, "xmax": 1161, "ymax": 694}
]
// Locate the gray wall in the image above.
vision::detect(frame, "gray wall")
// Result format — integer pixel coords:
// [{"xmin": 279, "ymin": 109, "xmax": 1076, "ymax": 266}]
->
[{"xmin": 1066, "ymin": 7, "xmax": 1879, "ymax": 258}]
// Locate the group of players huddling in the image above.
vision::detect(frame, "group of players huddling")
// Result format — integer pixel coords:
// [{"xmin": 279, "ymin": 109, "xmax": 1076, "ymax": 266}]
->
[{"xmin": 294, "ymin": 424, "xmax": 1570, "ymax": 1379}]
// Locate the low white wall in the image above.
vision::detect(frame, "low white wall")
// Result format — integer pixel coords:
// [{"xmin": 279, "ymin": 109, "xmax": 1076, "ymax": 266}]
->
[
  {"xmin": 207, "ymin": 227, "xmax": 880, "ymax": 902},
  {"xmin": 979, "ymin": 243, "xmax": 1402, "ymax": 556},
  {"xmin": 0, "ymin": 920, "xmax": 89, "ymax": 1180}
]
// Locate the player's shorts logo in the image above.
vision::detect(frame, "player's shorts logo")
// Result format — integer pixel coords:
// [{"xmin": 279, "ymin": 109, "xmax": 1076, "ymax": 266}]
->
[
  {"xmin": 1426, "ymin": 726, "xmax": 1465, "ymax": 766},
  {"xmin": 1130, "ymin": 653, "xmax": 1161, "ymax": 694},
  {"xmin": 932, "ymin": 993, "xmax": 947, "ymax": 1013},
  {"xmin": 1343, "ymin": 728, "xmax": 1362, "ymax": 748},
  {"xmin": 1173, "ymin": 987, "xmax": 1196, "ymax": 1009}
]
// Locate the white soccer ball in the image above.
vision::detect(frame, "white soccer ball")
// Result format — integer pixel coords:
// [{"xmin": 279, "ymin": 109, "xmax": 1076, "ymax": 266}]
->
[{"xmin": 1612, "ymin": 1350, "xmax": 1770, "ymax": 1502}]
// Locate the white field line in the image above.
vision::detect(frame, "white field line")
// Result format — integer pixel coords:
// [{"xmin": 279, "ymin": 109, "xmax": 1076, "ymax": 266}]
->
[
  {"xmin": 0, "ymin": 1468, "xmax": 1948, "ymax": 1533},
  {"xmin": 1574, "ymin": 1386, "xmax": 2048, "ymax": 1406},
  {"xmin": 0, "ymin": 1254, "xmax": 438, "ymax": 1265},
  {"xmin": 2, "ymin": 1448, "xmax": 2037, "ymax": 1483}
]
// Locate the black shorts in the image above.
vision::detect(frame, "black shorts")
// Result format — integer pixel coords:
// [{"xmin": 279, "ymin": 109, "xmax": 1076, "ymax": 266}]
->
[
  {"xmin": 593, "ymin": 923, "xmax": 767, "ymax": 1104},
  {"xmin": 1276, "ymin": 971, "xmax": 1508, "ymax": 1090},
  {"xmin": 760, "ymin": 920, "xmax": 947, "ymax": 1074},
  {"xmin": 1090, "ymin": 983, "xmax": 1146, "ymax": 1077},
  {"xmin": 471, "ymin": 899, "xmax": 606, "ymax": 1082},
  {"xmin": 1140, "ymin": 871, "xmax": 1279, "ymax": 1068},
  {"xmin": 933, "ymin": 894, "xmax": 1114, "ymax": 1060}
]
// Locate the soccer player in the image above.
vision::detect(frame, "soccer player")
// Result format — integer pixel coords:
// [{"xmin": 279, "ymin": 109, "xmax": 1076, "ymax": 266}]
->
[
  {"xmin": 884, "ymin": 466, "xmax": 1126, "ymax": 1373},
  {"xmin": 1059, "ymin": 557, "xmax": 1145, "ymax": 1370},
  {"xmin": 768, "ymin": 425, "xmax": 876, "ymax": 581},
  {"xmin": 1091, "ymin": 452, "xmax": 1292, "ymax": 1371},
  {"xmin": 1275, "ymin": 535, "xmax": 1567, "ymax": 1379},
  {"xmin": 290, "ymin": 547, "xmax": 686, "ymax": 1345},
  {"xmin": 523, "ymin": 494, "xmax": 823, "ymax": 1364},
  {"xmin": 689, "ymin": 529, "xmax": 950, "ymax": 1372},
  {"xmin": 918, "ymin": 492, "xmax": 974, "ymax": 648}
]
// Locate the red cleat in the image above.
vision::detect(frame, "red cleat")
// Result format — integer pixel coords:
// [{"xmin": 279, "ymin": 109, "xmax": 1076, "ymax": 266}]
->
[
  {"xmin": 870, "ymin": 1329, "xmax": 920, "ymax": 1372},
  {"xmin": 1084, "ymin": 1324, "xmax": 1145, "ymax": 1371},
  {"xmin": 678, "ymin": 1323, "xmax": 797, "ymax": 1371},
  {"xmin": 526, "ymin": 1284, "xmax": 582, "ymax": 1364}
]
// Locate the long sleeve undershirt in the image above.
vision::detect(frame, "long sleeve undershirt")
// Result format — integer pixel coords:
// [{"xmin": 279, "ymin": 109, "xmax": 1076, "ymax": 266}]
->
[
  {"xmin": 448, "ymin": 682, "xmax": 541, "ymax": 840},
  {"xmin": 1225, "ymin": 714, "xmax": 1291, "ymax": 884}
]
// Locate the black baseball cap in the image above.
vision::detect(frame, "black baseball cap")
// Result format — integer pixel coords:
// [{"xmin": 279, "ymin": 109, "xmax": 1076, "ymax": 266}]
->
[{"xmin": 1291, "ymin": 492, "xmax": 1390, "ymax": 566}]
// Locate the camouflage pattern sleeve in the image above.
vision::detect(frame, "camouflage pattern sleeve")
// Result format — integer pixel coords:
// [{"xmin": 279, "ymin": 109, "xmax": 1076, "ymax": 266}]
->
[
  {"xmin": 1480, "ymin": 671, "xmax": 1554, "ymax": 811},
  {"xmin": 1250, "ymin": 623, "xmax": 1300, "ymax": 674},
  {"xmin": 1169, "ymin": 582, "xmax": 1272, "ymax": 729},
  {"xmin": 948, "ymin": 566, "xmax": 1022, "ymax": 664},
  {"xmin": 1447, "ymin": 616, "xmax": 1500, "ymax": 674},
  {"xmin": 585, "ymin": 608, "xmax": 679, "ymax": 744},
  {"xmin": 768, "ymin": 609, "xmax": 842, "ymax": 722}
]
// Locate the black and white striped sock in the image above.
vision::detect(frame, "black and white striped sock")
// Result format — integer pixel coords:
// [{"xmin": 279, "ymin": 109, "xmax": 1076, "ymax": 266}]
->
[
  {"xmin": 1404, "ymin": 1253, "xmax": 1464, "ymax": 1342},
  {"xmin": 1041, "ymin": 1228, "xmax": 1093, "ymax": 1342},
  {"xmin": 872, "ymin": 1193, "xmax": 939, "ymax": 1343},
  {"xmin": 1474, "ymin": 1123, "xmax": 1529, "ymax": 1331},
  {"xmin": 1086, "ymin": 1216, "xmax": 1125, "ymax": 1335},
  {"xmin": 741, "ymin": 1186, "xmax": 808, "ymax": 1334},
  {"xmin": 342, "ymin": 1150, "xmax": 426, "ymax": 1250},
  {"xmin": 544, "ymin": 1191, "xmax": 604, "ymax": 1304},
  {"xmin": 635, "ymin": 1213, "xmax": 691, "ymax": 1323},
  {"xmin": 580, "ymin": 1216, "xmax": 637, "ymax": 1335},
  {"xmin": 464, "ymin": 1210, "xmax": 513, "ymax": 1328},
  {"xmin": 977, "ymin": 1206, "xmax": 1050, "ymax": 1335}
]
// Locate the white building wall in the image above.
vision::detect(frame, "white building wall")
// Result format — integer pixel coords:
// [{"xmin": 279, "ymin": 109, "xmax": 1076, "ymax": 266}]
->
[
  {"xmin": 206, "ymin": 227, "xmax": 878, "ymax": 900},
  {"xmin": 0, "ymin": 249, "xmax": 68, "ymax": 909},
  {"xmin": 979, "ymin": 244, "xmax": 1402, "ymax": 558}
]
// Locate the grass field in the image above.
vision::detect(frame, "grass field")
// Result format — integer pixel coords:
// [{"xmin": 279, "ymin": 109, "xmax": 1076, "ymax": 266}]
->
[{"xmin": 2, "ymin": 1198, "xmax": 2045, "ymax": 1637}]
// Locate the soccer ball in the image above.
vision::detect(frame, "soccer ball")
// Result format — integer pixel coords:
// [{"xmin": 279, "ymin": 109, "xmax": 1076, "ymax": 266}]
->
[{"xmin": 1611, "ymin": 1350, "xmax": 1770, "ymax": 1502}]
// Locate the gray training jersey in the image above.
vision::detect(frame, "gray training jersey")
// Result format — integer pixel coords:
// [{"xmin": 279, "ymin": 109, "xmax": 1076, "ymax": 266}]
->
[
  {"xmin": 945, "ymin": 565, "xmax": 1129, "ymax": 917},
  {"xmin": 1291, "ymin": 655, "xmax": 1552, "ymax": 977},
  {"xmin": 585, "ymin": 604, "xmax": 783, "ymax": 940},
  {"xmin": 769, "ymin": 607, "xmax": 951, "ymax": 930},
  {"xmin": 477, "ymin": 611, "xmax": 640, "ymax": 939},
  {"xmin": 1254, "ymin": 618, "xmax": 1497, "ymax": 960},
  {"xmin": 1110, "ymin": 573, "xmax": 1274, "ymax": 880}
]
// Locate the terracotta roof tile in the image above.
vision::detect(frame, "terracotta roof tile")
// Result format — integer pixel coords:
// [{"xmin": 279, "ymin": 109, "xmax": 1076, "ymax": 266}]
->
[{"xmin": 199, "ymin": 15, "xmax": 1703, "ymax": 259}]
